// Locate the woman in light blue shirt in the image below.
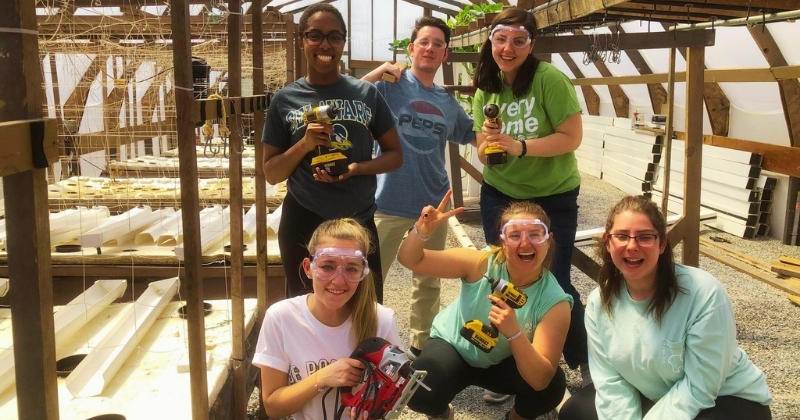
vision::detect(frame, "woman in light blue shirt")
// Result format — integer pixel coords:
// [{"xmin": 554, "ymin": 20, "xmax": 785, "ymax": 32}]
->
[{"xmin": 559, "ymin": 195, "xmax": 772, "ymax": 420}]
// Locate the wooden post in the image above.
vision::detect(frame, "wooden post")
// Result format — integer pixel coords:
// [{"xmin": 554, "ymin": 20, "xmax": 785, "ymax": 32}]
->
[
  {"xmin": 0, "ymin": 1, "xmax": 59, "ymax": 419},
  {"xmin": 169, "ymin": 0, "xmax": 209, "ymax": 417},
  {"xmin": 227, "ymin": 0, "xmax": 247, "ymax": 418},
  {"xmin": 661, "ymin": 47, "xmax": 676, "ymax": 218},
  {"xmin": 682, "ymin": 46, "xmax": 705, "ymax": 267},
  {"xmin": 252, "ymin": 1, "xmax": 268, "ymax": 324}
]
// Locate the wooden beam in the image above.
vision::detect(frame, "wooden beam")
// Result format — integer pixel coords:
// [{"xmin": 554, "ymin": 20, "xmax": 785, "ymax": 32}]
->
[
  {"xmin": 451, "ymin": 29, "xmax": 716, "ymax": 52},
  {"xmin": 1, "ymin": 1, "xmax": 59, "ymax": 418},
  {"xmin": 169, "ymin": 0, "xmax": 209, "ymax": 417},
  {"xmin": 662, "ymin": 23, "xmax": 729, "ymax": 137},
  {"xmin": 749, "ymin": 25, "xmax": 800, "ymax": 148},
  {"xmin": 396, "ymin": 0, "xmax": 457, "ymax": 15},
  {"xmin": 700, "ymin": 245, "xmax": 800, "ymax": 297},
  {"xmin": 252, "ymin": 0, "xmax": 269, "ymax": 325},
  {"xmin": 559, "ymin": 53, "xmax": 600, "ymax": 116},
  {"xmin": 533, "ymin": 0, "xmax": 629, "ymax": 29},
  {"xmin": 674, "ymin": 131, "xmax": 800, "ymax": 178},
  {"xmin": 0, "ymin": 119, "xmax": 60, "ymax": 177},
  {"xmin": 682, "ymin": 45, "xmax": 705, "ymax": 267},
  {"xmin": 571, "ymin": 247, "xmax": 600, "ymax": 281},
  {"xmin": 570, "ymin": 66, "xmax": 800, "ymax": 85},
  {"xmin": 618, "ymin": 26, "xmax": 668, "ymax": 115}
]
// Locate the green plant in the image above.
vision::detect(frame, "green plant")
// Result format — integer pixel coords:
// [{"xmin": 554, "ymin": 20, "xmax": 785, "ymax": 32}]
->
[
  {"xmin": 387, "ymin": 38, "xmax": 410, "ymax": 52},
  {"xmin": 476, "ymin": 3, "xmax": 503, "ymax": 15}
]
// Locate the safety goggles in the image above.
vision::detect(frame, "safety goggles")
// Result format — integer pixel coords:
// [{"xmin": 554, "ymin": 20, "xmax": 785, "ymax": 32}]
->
[
  {"xmin": 489, "ymin": 25, "xmax": 532, "ymax": 49},
  {"xmin": 310, "ymin": 247, "xmax": 370, "ymax": 283},
  {"xmin": 500, "ymin": 219, "xmax": 550, "ymax": 245}
]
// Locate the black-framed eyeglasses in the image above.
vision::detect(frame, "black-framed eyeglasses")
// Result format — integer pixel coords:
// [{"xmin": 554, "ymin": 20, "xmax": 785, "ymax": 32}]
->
[
  {"xmin": 303, "ymin": 31, "xmax": 346, "ymax": 46},
  {"xmin": 608, "ymin": 233, "xmax": 659, "ymax": 247}
]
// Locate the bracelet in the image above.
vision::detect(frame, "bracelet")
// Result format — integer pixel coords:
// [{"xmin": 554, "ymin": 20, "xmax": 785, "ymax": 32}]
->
[
  {"xmin": 412, "ymin": 224, "xmax": 431, "ymax": 241},
  {"xmin": 314, "ymin": 373, "xmax": 329, "ymax": 393},
  {"xmin": 518, "ymin": 139, "xmax": 527, "ymax": 157},
  {"xmin": 506, "ymin": 330, "xmax": 524, "ymax": 342}
]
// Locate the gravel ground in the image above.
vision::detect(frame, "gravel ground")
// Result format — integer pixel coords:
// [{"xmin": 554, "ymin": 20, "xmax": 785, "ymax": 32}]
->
[{"xmin": 249, "ymin": 174, "xmax": 800, "ymax": 419}]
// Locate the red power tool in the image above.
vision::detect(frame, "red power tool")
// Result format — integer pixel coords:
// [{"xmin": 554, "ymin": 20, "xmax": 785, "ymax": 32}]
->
[{"xmin": 340, "ymin": 337, "xmax": 428, "ymax": 419}]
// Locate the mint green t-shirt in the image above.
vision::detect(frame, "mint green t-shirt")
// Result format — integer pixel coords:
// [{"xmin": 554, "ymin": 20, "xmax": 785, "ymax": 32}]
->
[
  {"xmin": 473, "ymin": 61, "xmax": 583, "ymax": 199},
  {"xmin": 430, "ymin": 253, "xmax": 573, "ymax": 368}
]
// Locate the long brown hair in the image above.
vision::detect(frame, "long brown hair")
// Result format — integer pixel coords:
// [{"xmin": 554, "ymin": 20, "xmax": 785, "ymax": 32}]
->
[
  {"xmin": 307, "ymin": 218, "xmax": 377, "ymax": 345},
  {"xmin": 595, "ymin": 196, "xmax": 681, "ymax": 325},
  {"xmin": 489, "ymin": 201, "xmax": 555, "ymax": 272},
  {"xmin": 473, "ymin": 6, "xmax": 540, "ymax": 98}
]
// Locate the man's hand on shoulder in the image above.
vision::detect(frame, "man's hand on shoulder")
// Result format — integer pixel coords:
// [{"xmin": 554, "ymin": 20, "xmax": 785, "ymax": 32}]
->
[{"xmin": 361, "ymin": 61, "xmax": 405, "ymax": 84}]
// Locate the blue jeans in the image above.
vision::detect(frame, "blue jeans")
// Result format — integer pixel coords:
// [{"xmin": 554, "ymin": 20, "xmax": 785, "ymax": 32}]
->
[{"xmin": 479, "ymin": 183, "xmax": 587, "ymax": 368}]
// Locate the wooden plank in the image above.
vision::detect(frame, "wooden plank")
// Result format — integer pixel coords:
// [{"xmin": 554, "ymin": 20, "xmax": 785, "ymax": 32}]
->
[
  {"xmin": 659, "ymin": 163, "xmax": 756, "ymax": 191},
  {"xmin": 675, "ymin": 132, "xmax": 800, "ymax": 178},
  {"xmin": 603, "ymin": 134, "xmax": 662, "ymax": 157},
  {"xmin": 572, "ymin": 247, "xmax": 600, "ymax": 282},
  {"xmin": 1, "ymin": 0, "xmax": 60, "ymax": 418},
  {"xmin": 570, "ymin": 66, "xmax": 800, "ymax": 86},
  {"xmin": 669, "ymin": 138, "xmax": 762, "ymax": 166},
  {"xmin": 666, "ymin": 145, "xmax": 760, "ymax": 179},
  {"xmin": 604, "ymin": 149, "xmax": 655, "ymax": 173},
  {"xmin": 603, "ymin": 155, "xmax": 653, "ymax": 182},
  {"xmin": 700, "ymin": 238, "xmax": 771, "ymax": 272},
  {"xmin": 779, "ymin": 256, "xmax": 800, "ymax": 266},
  {"xmin": 170, "ymin": 0, "xmax": 209, "ymax": 416},
  {"xmin": 580, "ymin": 135, "xmax": 603, "ymax": 149},
  {"xmin": 557, "ymin": 52, "xmax": 600, "ymax": 116},
  {"xmin": 749, "ymin": 25, "xmax": 800, "ymax": 147},
  {"xmin": 700, "ymin": 245, "xmax": 800, "ymax": 297},
  {"xmin": 0, "ymin": 119, "xmax": 60, "ymax": 177},
  {"xmin": 604, "ymin": 125, "xmax": 662, "ymax": 144},
  {"xmin": 705, "ymin": 215, "xmax": 755, "ymax": 239},
  {"xmin": 602, "ymin": 167, "xmax": 650, "ymax": 195},
  {"xmin": 772, "ymin": 261, "xmax": 800, "ymax": 278}
]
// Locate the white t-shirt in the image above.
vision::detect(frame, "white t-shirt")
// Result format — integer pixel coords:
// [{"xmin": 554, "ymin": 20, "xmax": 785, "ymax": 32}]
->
[{"xmin": 252, "ymin": 295, "xmax": 403, "ymax": 420}]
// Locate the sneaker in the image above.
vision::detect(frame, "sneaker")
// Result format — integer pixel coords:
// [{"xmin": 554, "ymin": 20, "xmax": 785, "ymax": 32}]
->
[
  {"xmin": 579, "ymin": 362, "xmax": 592, "ymax": 387},
  {"xmin": 483, "ymin": 389, "xmax": 511, "ymax": 403},
  {"xmin": 406, "ymin": 346, "xmax": 421, "ymax": 361},
  {"xmin": 426, "ymin": 403, "xmax": 454, "ymax": 420},
  {"xmin": 556, "ymin": 388, "xmax": 571, "ymax": 413}
]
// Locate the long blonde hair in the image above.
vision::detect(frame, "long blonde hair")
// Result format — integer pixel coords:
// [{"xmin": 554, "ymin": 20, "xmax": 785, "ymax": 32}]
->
[{"xmin": 307, "ymin": 218, "xmax": 378, "ymax": 345}]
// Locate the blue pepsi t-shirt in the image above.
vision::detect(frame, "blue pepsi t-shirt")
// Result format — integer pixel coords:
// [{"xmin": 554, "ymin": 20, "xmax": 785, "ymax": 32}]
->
[{"xmin": 374, "ymin": 71, "xmax": 474, "ymax": 218}]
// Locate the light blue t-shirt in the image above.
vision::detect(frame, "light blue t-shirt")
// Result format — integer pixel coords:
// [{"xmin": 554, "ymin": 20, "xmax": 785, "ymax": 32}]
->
[
  {"xmin": 431, "ymin": 253, "xmax": 573, "ymax": 368},
  {"xmin": 586, "ymin": 264, "xmax": 772, "ymax": 420},
  {"xmin": 374, "ymin": 71, "xmax": 474, "ymax": 218}
]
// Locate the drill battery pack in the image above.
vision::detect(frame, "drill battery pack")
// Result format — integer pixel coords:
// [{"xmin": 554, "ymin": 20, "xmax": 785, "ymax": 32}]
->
[{"xmin": 460, "ymin": 320, "xmax": 499, "ymax": 353}]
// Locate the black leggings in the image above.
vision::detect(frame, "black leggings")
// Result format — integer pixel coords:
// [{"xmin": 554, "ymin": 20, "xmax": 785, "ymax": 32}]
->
[
  {"xmin": 408, "ymin": 338, "xmax": 566, "ymax": 419},
  {"xmin": 277, "ymin": 192, "xmax": 383, "ymax": 302},
  {"xmin": 558, "ymin": 383, "xmax": 772, "ymax": 420}
]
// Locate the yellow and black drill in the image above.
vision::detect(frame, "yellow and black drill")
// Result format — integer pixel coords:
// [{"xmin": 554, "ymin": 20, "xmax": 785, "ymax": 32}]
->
[
  {"xmin": 483, "ymin": 103, "xmax": 508, "ymax": 166},
  {"xmin": 303, "ymin": 105, "xmax": 349, "ymax": 176},
  {"xmin": 460, "ymin": 277, "xmax": 528, "ymax": 353}
]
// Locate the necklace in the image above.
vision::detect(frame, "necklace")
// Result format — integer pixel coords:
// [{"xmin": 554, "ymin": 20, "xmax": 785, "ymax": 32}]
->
[{"xmin": 514, "ymin": 272, "xmax": 543, "ymax": 290}]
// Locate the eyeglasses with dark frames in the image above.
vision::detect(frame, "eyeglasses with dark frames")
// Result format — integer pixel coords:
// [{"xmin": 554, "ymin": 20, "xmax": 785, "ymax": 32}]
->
[
  {"xmin": 608, "ymin": 233, "xmax": 659, "ymax": 247},
  {"xmin": 303, "ymin": 31, "xmax": 346, "ymax": 46}
]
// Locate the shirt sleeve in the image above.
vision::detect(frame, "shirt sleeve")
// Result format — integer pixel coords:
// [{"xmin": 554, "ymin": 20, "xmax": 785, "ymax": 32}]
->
[
  {"xmin": 451, "ymin": 97, "xmax": 476, "ymax": 146},
  {"xmin": 262, "ymin": 92, "xmax": 291, "ymax": 150},
  {"xmin": 252, "ymin": 307, "xmax": 290, "ymax": 372},
  {"xmin": 643, "ymin": 285, "xmax": 735, "ymax": 420},
  {"xmin": 586, "ymin": 292, "xmax": 643, "ymax": 420},
  {"xmin": 472, "ymin": 89, "xmax": 486, "ymax": 133}
]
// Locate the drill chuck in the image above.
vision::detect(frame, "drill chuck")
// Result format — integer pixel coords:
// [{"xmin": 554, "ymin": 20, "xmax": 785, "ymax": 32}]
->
[{"xmin": 303, "ymin": 105, "xmax": 339, "ymax": 124}]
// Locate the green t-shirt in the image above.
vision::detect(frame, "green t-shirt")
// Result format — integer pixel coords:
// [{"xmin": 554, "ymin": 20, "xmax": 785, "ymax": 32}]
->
[{"xmin": 473, "ymin": 61, "xmax": 583, "ymax": 199}]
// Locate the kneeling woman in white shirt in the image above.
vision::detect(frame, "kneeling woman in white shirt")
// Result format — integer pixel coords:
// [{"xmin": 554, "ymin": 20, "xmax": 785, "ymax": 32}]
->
[{"xmin": 253, "ymin": 218, "xmax": 402, "ymax": 420}]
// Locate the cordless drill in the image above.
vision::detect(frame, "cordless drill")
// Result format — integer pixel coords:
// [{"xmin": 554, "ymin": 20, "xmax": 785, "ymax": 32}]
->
[
  {"xmin": 304, "ymin": 105, "xmax": 349, "ymax": 176},
  {"xmin": 460, "ymin": 277, "xmax": 528, "ymax": 353},
  {"xmin": 482, "ymin": 103, "xmax": 507, "ymax": 166}
]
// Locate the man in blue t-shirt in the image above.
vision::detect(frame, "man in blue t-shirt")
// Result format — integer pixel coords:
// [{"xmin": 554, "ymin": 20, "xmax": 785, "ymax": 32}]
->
[{"xmin": 361, "ymin": 16, "xmax": 475, "ymax": 358}]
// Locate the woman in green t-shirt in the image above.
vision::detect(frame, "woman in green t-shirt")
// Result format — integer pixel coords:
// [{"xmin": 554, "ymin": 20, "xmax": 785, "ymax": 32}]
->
[{"xmin": 472, "ymin": 6, "xmax": 588, "ymax": 382}]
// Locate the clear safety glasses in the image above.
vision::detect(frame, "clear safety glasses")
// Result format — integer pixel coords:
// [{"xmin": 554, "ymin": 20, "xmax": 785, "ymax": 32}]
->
[
  {"xmin": 310, "ymin": 247, "xmax": 370, "ymax": 283},
  {"xmin": 489, "ymin": 24, "xmax": 532, "ymax": 49},
  {"xmin": 500, "ymin": 219, "xmax": 550, "ymax": 245}
]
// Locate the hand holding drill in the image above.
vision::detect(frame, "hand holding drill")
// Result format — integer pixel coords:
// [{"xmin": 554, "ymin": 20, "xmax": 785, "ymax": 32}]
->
[{"xmin": 460, "ymin": 277, "xmax": 528, "ymax": 353}]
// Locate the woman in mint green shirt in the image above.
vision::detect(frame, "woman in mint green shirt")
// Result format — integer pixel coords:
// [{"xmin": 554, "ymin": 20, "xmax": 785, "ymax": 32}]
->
[
  {"xmin": 559, "ymin": 196, "xmax": 772, "ymax": 420},
  {"xmin": 397, "ymin": 192, "xmax": 573, "ymax": 420}
]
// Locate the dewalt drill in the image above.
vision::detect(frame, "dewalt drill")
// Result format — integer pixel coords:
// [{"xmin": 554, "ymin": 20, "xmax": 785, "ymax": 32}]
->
[
  {"xmin": 303, "ymin": 105, "xmax": 349, "ymax": 176},
  {"xmin": 482, "ymin": 104, "xmax": 508, "ymax": 166},
  {"xmin": 460, "ymin": 277, "xmax": 528, "ymax": 353}
]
